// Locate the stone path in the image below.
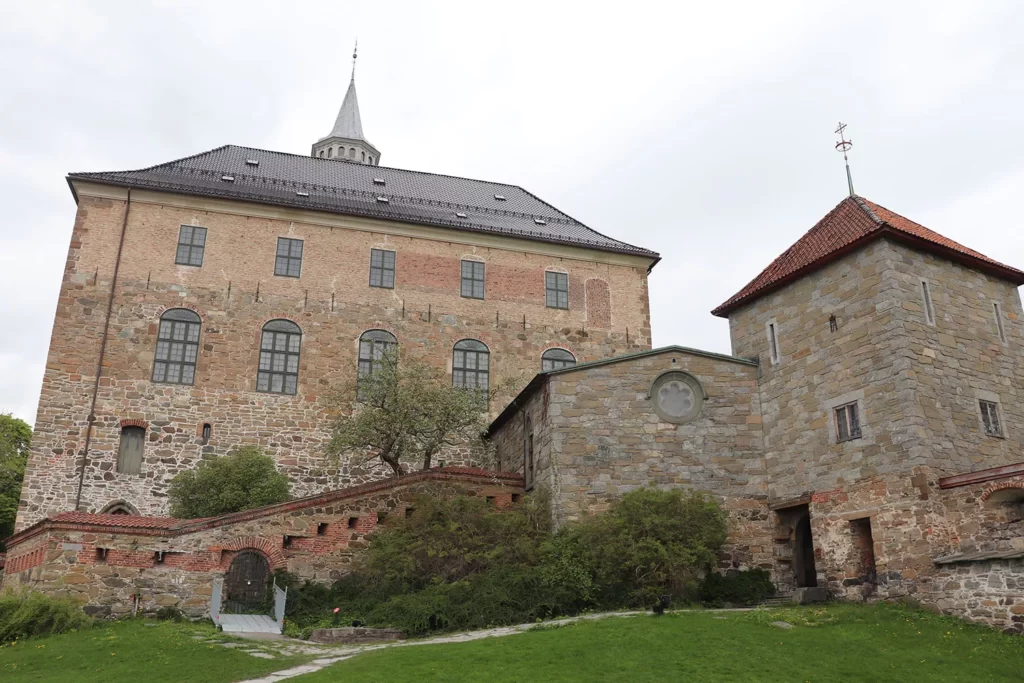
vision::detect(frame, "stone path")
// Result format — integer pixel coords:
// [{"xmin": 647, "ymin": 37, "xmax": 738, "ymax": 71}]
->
[{"xmin": 235, "ymin": 608, "xmax": 757, "ymax": 683}]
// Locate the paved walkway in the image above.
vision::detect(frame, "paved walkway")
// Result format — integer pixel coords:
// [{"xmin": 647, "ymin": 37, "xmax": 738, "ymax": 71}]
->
[
  {"xmin": 235, "ymin": 608, "xmax": 759, "ymax": 682},
  {"xmin": 235, "ymin": 610, "xmax": 648, "ymax": 682}
]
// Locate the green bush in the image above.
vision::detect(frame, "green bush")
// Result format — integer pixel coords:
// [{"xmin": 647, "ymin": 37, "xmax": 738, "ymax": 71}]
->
[
  {"xmin": 167, "ymin": 446, "xmax": 290, "ymax": 518},
  {"xmin": 154, "ymin": 606, "xmax": 185, "ymax": 622},
  {"xmin": 699, "ymin": 569, "xmax": 775, "ymax": 606},
  {"xmin": 283, "ymin": 487, "xmax": 730, "ymax": 638},
  {"xmin": 0, "ymin": 591, "xmax": 92, "ymax": 643}
]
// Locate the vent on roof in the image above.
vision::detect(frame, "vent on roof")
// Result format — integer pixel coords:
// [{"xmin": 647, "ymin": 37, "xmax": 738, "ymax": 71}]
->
[
  {"xmin": 494, "ymin": 194, "xmax": 506, "ymax": 201},
  {"xmin": 456, "ymin": 212, "xmax": 467, "ymax": 218},
  {"xmin": 534, "ymin": 218, "xmax": 547, "ymax": 226},
  {"xmin": 296, "ymin": 191, "xmax": 309, "ymax": 197},
  {"xmin": 376, "ymin": 196, "xmax": 389, "ymax": 203},
  {"xmin": 373, "ymin": 178, "xmax": 385, "ymax": 185},
  {"xmin": 221, "ymin": 175, "xmax": 235, "ymax": 182},
  {"xmin": 245, "ymin": 159, "xmax": 259, "ymax": 166}
]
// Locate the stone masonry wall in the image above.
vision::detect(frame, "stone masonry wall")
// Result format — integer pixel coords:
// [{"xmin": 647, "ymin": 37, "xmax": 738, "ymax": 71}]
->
[
  {"xmin": 19, "ymin": 187, "xmax": 652, "ymax": 529},
  {"xmin": 490, "ymin": 348, "xmax": 773, "ymax": 572},
  {"xmin": 2, "ymin": 471, "xmax": 522, "ymax": 618}
]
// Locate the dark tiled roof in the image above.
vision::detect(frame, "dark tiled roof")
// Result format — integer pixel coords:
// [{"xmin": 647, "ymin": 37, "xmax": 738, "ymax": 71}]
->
[
  {"xmin": 487, "ymin": 345, "xmax": 758, "ymax": 436},
  {"xmin": 68, "ymin": 145, "xmax": 659, "ymax": 260},
  {"xmin": 711, "ymin": 195, "xmax": 1024, "ymax": 317}
]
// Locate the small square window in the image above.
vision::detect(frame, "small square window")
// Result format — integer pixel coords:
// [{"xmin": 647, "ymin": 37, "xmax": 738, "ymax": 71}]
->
[
  {"xmin": 347, "ymin": 517, "xmax": 359, "ymax": 529},
  {"xmin": 834, "ymin": 402, "xmax": 862, "ymax": 442},
  {"xmin": 980, "ymin": 400, "xmax": 1003, "ymax": 437},
  {"xmin": 545, "ymin": 272, "xmax": 569, "ymax": 309},
  {"xmin": 369, "ymin": 249, "xmax": 396, "ymax": 288},
  {"xmin": 460, "ymin": 260, "xmax": 485, "ymax": 299},
  {"xmin": 275, "ymin": 237, "xmax": 303, "ymax": 278},
  {"xmin": 95, "ymin": 548, "xmax": 108, "ymax": 564},
  {"xmin": 317, "ymin": 522, "xmax": 329, "ymax": 536},
  {"xmin": 175, "ymin": 226, "xmax": 207, "ymax": 267}
]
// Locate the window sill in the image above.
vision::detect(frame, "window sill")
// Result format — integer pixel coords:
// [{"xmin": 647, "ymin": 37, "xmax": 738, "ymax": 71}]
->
[
  {"xmin": 836, "ymin": 436, "xmax": 863, "ymax": 444},
  {"xmin": 274, "ymin": 273, "xmax": 301, "ymax": 279},
  {"xmin": 984, "ymin": 432, "xmax": 1006, "ymax": 440},
  {"xmin": 174, "ymin": 262, "xmax": 203, "ymax": 268}
]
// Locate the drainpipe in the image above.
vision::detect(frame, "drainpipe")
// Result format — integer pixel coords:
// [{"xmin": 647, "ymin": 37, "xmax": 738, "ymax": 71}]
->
[{"xmin": 75, "ymin": 188, "xmax": 132, "ymax": 511}]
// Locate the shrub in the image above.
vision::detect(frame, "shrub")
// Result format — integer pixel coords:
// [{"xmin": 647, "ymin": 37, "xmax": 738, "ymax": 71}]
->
[
  {"xmin": 167, "ymin": 446, "xmax": 290, "ymax": 518},
  {"xmin": 699, "ymin": 569, "xmax": 775, "ymax": 606},
  {"xmin": 0, "ymin": 591, "xmax": 92, "ymax": 643},
  {"xmin": 574, "ymin": 488, "xmax": 728, "ymax": 607},
  {"xmin": 154, "ymin": 606, "xmax": 185, "ymax": 622}
]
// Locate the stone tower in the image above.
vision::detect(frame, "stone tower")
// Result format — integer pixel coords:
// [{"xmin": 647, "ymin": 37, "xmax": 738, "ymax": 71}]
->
[{"xmin": 310, "ymin": 49, "xmax": 380, "ymax": 166}]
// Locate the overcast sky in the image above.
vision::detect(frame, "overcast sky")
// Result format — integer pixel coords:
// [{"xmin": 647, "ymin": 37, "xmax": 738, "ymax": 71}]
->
[{"xmin": 2, "ymin": 1, "xmax": 1023, "ymax": 425}]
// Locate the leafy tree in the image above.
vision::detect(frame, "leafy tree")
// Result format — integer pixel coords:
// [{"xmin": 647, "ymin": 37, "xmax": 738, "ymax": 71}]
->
[
  {"xmin": 0, "ymin": 413, "xmax": 32, "ymax": 541},
  {"xmin": 167, "ymin": 446, "xmax": 290, "ymax": 519},
  {"xmin": 327, "ymin": 351, "xmax": 513, "ymax": 476}
]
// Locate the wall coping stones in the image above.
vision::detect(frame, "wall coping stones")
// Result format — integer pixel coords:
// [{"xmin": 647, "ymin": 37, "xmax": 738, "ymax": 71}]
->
[
  {"xmin": 934, "ymin": 549, "xmax": 1024, "ymax": 565},
  {"xmin": 938, "ymin": 461, "xmax": 1024, "ymax": 489}
]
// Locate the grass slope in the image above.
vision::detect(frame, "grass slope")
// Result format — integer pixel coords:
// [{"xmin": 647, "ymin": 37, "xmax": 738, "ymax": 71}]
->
[
  {"xmin": 296, "ymin": 604, "xmax": 1024, "ymax": 682},
  {"xmin": 0, "ymin": 620, "xmax": 313, "ymax": 683}
]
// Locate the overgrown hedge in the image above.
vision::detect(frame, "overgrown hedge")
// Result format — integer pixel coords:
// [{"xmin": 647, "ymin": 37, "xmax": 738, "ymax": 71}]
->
[
  {"xmin": 282, "ymin": 486, "xmax": 732, "ymax": 637},
  {"xmin": 0, "ymin": 591, "xmax": 92, "ymax": 643}
]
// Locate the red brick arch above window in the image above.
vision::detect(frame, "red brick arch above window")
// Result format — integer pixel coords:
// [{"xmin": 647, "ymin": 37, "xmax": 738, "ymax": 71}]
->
[
  {"xmin": 119, "ymin": 418, "xmax": 149, "ymax": 430},
  {"xmin": 156, "ymin": 303, "xmax": 203, "ymax": 320},
  {"xmin": 980, "ymin": 480, "xmax": 1024, "ymax": 504}
]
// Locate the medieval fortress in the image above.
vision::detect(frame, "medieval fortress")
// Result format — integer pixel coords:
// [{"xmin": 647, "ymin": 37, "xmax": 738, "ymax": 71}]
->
[{"xmin": 4, "ymin": 67, "xmax": 1024, "ymax": 633}]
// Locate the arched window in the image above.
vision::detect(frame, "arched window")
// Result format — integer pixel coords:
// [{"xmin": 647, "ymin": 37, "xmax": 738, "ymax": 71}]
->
[
  {"xmin": 541, "ymin": 348, "xmax": 576, "ymax": 372},
  {"xmin": 328, "ymin": 147, "xmax": 334, "ymax": 158},
  {"xmin": 453, "ymin": 339, "xmax": 489, "ymax": 391},
  {"xmin": 361, "ymin": 151, "xmax": 366, "ymax": 162},
  {"xmin": 258, "ymin": 320, "xmax": 301, "ymax": 395},
  {"xmin": 100, "ymin": 500, "xmax": 139, "ymax": 515},
  {"xmin": 349, "ymin": 148, "xmax": 356, "ymax": 159},
  {"xmin": 368, "ymin": 156, "xmax": 374, "ymax": 165},
  {"xmin": 358, "ymin": 330, "xmax": 398, "ymax": 379},
  {"xmin": 319, "ymin": 150, "xmax": 324, "ymax": 158},
  {"xmin": 153, "ymin": 309, "xmax": 201, "ymax": 385}
]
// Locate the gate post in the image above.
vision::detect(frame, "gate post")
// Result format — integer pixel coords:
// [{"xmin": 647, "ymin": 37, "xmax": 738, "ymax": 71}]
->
[{"xmin": 210, "ymin": 577, "xmax": 223, "ymax": 625}]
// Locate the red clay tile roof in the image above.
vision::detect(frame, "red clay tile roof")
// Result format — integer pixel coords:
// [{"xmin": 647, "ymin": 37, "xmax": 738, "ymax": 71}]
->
[
  {"xmin": 48, "ymin": 512, "xmax": 180, "ymax": 528},
  {"xmin": 712, "ymin": 195, "xmax": 1024, "ymax": 317}
]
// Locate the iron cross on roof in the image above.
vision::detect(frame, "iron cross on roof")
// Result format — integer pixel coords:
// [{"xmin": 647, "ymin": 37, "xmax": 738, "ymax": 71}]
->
[{"xmin": 835, "ymin": 121, "xmax": 855, "ymax": 197}]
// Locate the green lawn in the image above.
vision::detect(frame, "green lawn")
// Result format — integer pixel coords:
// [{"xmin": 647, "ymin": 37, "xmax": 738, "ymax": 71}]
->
[
  {"xmin": 294, "ymin": 604, "xmax": 1024, "ymax": 682},
  {"xmin": 0, "ymin": 619, "xmax": 313, "ymax": 683}
]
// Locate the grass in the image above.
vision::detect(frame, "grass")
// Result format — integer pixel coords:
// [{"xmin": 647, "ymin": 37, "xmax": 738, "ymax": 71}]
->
[
  {"xmin": 0, "ymin": 619, "xmax": 314, "ymax": 683},
  {"xmin": 293, "ymin": 603, "xmax": 1024, "ymax": 682}
]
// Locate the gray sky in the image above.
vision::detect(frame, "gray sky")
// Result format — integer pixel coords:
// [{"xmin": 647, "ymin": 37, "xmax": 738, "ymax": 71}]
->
[{"xmin": 2, "ymin": 1, "xmax": 1023, "ymax": 425}]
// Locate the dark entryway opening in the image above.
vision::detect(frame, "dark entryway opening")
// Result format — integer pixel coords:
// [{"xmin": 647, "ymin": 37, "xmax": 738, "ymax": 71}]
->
[
  {"xmin": 850, "ymin": 517, "xmax": 877, "ymax": 590},
  {"xmin": 793, "ymin": 510, "xmax": 818, "ymax": 588},
  {"xmin": 224, "ymin": 550, "xmax": 271, "ymax": 613}
]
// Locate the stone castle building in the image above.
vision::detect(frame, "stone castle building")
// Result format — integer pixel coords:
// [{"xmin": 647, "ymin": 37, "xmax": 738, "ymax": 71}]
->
[
  {"xmin": 5, "ymin": 68, "xmax": 1024, "ymax": 632},
  {"xmin": 14, "ymin": 69, "xmax": 658, "ymax": 529}
]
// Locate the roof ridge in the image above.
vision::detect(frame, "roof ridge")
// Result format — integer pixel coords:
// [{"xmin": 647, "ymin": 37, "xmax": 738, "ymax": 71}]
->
[{"xmin": 850, "ymin": 194, "xmax": 885, "ymax": 225}]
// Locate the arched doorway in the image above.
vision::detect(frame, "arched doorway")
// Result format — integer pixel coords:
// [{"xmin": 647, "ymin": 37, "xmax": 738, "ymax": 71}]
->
[{"xmin": 223, "ymin": 551, "xmax": 271, "ymax": 613}]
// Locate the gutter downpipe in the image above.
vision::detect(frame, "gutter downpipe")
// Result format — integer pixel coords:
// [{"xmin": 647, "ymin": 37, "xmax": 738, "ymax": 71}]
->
[{"xmin": 75, "ymin": 188, "xmax": 131, "ymax": 511}]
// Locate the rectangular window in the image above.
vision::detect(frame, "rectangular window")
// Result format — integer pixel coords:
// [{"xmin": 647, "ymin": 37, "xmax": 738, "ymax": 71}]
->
[
  {"xmin": 767, "ymin": 322, "xmax": 780, "ymax": 365},
  {"xmin": 460, "ymin": 260, "xmax": 485, "ymax": 299},
  {"xmin": 175, "ymin": 226, "xmax": 207, "ymax": 267},
  {"xmin": 545, "ymin": 271, "xmax": 569, "ymax": 309},
  {"xmin": 980, "ymin": 400, "xmax": 1003, "ymax": 437},
  {"xmin": 117, "ymin": 427, "xmax": 145, "ymax": 474},
  {"xmin": 369, "ymin": 249, "xmax": 396, "ymax": 288},
  {"xmin": 275, "ymin": 237, "xmax": 303, "ymax": 278},
  {"xmin": 834, "ymin": 402, "xmax": 862, "ymax": 442},
  {"xmin": 993, "ymin": 303, "xmax": 1007, "ymax": 343},
  {"xmin": 921, "ymin": 280, "xmax": 935, "ymax": 325}
]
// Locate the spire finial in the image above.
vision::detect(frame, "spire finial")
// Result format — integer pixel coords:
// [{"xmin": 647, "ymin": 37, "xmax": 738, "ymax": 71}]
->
[
  {"xmin": 351, "ymin": 40, "xmax": 358, "ymax": 82},
  {"xmin": 834, "ymin": 122, "xmax": 855, "ymax": 196}
]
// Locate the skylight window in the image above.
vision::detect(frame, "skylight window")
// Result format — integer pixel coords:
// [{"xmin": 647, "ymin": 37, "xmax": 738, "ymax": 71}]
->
[
  {"xmin": 373, "ymin": 178, "xmax": 386, "ymax": 185},
  {"xmin": 296, "ymin": 191, "xmax": 309, "ymax": 197},
  {"xmin": 221, "ymin": 175, "xmax": 235, "ymax": 182},
  {"xmin": 456, "ymin": 212, "xmax": 467, "ymax": 218},
  {"xmin": 245, "ymin": 159, "xmax": 259, "ymax": 166},
  {"xmin": 534, "ymin": 218, "xmax": 547, "ymax": 226},
  {"xmin": 494, "ymin": 194, "xmax": 506, "ymax": 201},
  {"xmin": 376, "ymin": 196, "xmax": 389, "ymax": 203}
]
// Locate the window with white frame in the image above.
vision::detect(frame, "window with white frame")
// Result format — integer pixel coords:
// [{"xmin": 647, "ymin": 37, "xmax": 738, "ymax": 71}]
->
[
  {"xmin": 834, "ymin": 402, "xmax": 862, "ymax": 442},
  {"xmin": 980, "ymin": 399, "xmax": 1003, "ymax": 437}
]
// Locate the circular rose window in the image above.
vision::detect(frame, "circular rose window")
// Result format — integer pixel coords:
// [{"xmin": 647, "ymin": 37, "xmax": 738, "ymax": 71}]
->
[{"xmin": 650, "ymin": 372, "xmax": 704, "ymax": 424}]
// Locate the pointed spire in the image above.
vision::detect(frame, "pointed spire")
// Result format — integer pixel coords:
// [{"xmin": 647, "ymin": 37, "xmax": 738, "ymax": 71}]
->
[{"xmin": 311, "ymin": 41, "xmax": 380, "ymax": 165}]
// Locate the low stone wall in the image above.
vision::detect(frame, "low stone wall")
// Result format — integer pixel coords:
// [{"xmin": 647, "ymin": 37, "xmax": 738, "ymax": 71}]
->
[
  {"xmin": 921, "ymin": 557, "xmax": 1024, "ymax": 634},
  {"xmin": 0, "ymin": 468, "xmax": 523, "ymax": 618},
  {"xmin": 308, "ymin": 627, "xmax": 405, "ymax": 644}
]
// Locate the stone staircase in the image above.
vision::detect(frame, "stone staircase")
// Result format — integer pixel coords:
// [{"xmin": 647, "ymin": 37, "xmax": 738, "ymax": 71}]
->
[{"xmin": 760, "ymin": 593, "xmax": 795, "ymax": 607}]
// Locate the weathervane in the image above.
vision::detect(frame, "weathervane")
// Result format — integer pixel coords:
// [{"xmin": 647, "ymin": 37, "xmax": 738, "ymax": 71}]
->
[
  {"xmin": 351, "ymin": 40, "xmax": 358, "ymax": 81},
  {"xmin": 835, "ymin": 122, "xmax": 855, "ymax": 197}
]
